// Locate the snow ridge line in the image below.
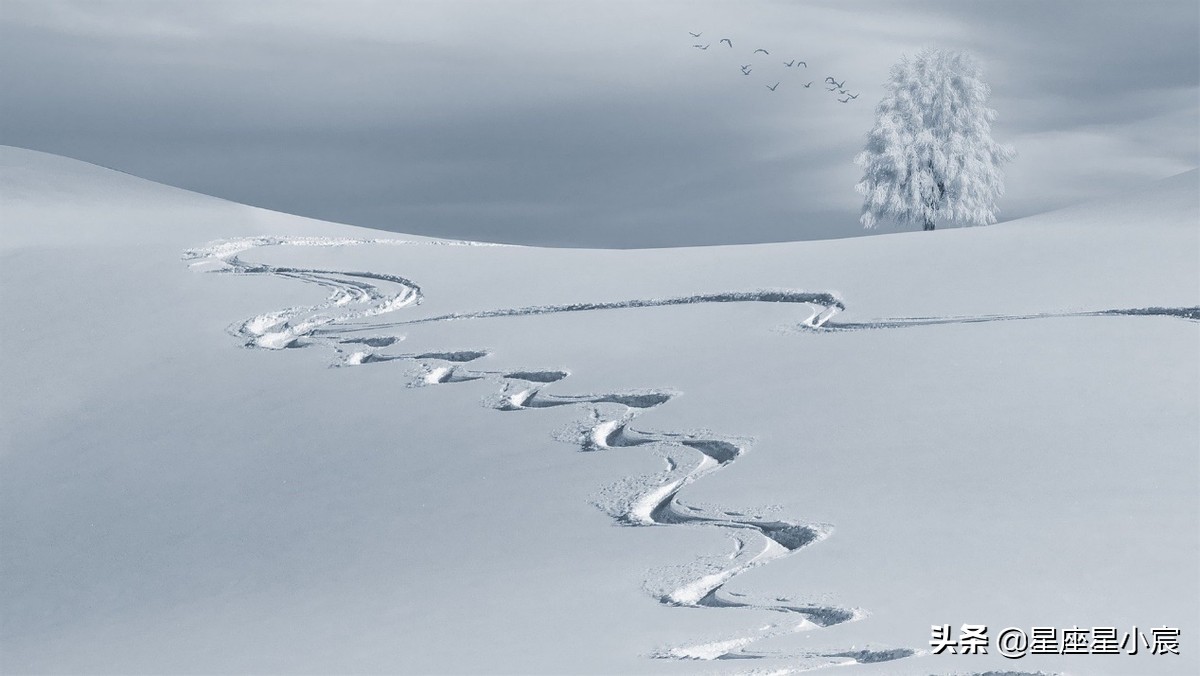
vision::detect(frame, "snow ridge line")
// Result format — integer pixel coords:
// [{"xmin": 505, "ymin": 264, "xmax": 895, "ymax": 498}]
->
[
  {"xmin": 183, "ymin": 236, "xmax": 912, "ymax": 669},
  {"xmin": 181, "ymin": 235, "xmax": 505, "ymax": 261}
]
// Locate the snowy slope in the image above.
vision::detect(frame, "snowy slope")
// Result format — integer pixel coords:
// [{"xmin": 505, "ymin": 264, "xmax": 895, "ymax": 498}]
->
[{"xmin": 2, "ymin": 146, "xmax": 1196, "ymax": 675}]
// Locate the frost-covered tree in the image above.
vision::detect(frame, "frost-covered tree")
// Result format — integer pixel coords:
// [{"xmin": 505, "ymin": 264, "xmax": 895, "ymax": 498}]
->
[{"xmin": 855, "ymin": 49, "xmax": 1015, "ymax": 231}]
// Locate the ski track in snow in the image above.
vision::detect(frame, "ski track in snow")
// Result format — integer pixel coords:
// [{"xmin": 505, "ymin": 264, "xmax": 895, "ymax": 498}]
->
[
  {"xmin": 805, "ymin": 306, "xmax": 1199, "ymax": 332},
  {"xmin": 185, "ymin": 236, "xmax": 1196, "ymax": 670}
]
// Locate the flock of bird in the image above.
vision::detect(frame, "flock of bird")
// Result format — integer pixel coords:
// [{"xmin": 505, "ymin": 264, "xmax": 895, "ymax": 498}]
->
[{"xmin": 688, "ymin": 31, "xmax": 859, "ymax": 103}]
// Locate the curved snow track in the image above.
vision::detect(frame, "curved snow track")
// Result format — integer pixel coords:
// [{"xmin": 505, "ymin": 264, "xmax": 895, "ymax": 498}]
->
[
  {"xmin": 806, "ymin": 306, "xmax": 1199, "ymax": 332},
  {"xmin": 185, "ymin": 236, "xmax": 1196, "ymax": 670}
]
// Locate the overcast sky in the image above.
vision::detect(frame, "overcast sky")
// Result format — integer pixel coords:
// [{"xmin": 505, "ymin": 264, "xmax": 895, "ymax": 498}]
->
[{"xmin": 2, "ymin": 0, "xmax": 1197, "ymax": 247}]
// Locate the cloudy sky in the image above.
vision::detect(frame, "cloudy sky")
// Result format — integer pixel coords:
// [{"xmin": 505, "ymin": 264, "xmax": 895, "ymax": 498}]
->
[{"xmin": 2, "ymin": 0, "xmax": 1197, "ymax": 247}]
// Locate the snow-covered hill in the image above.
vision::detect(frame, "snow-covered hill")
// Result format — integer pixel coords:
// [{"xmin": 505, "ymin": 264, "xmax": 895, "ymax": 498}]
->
[{"xmin": 2, "ymin": 145, "xmax": 1196, "ymax": 675}]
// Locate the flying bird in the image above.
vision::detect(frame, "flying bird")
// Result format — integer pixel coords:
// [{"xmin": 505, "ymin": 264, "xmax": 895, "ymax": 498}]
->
[
  {"xmin": 689, "ymin": 31, "xmax": 702, "ymax": 37},
  {"xmin": 741, "ymin": 67, "xmax": 753, "ymax": 75},
  {"xmin": 754, "ymin": 48, "xmax": 770, "ymax": 55},
  {"xmin": 741, "ymin": 64, "xmax": 752, "ymax": 71},
  {"xmin": 797, "ymin": 61, "xmax": 807, "ymax": 68},
  {"xmin": 838, "ymin": 88, "xmax": 849, "ymax": 94},
  {"xmin": 838, "ymin": 96, "xmax": 851, "ymax": 103},
  {"xmin": 766, "ymin": 82, "xmax": 780, "ymax": 91},
  {"xmin": 845, "ymin": 93, "xmax": 859, "ymax": 99},
  {"xmin": 784, "ymin": 60, "xmax": 795, "ymax": 67},
  {"xmin": 693, "ymin": 43, "xmax": 710, "ymax": 50},
  {"xmin": 802, "ymin": 81, "xmax": 813, "ymax": 88},
  {"xmin": 720, "ymin": 38, "xmax": 732, "ymax": 47},
  {"xmin": 828, "ymin": 78, "xmax": 845, "ymax": 88}
]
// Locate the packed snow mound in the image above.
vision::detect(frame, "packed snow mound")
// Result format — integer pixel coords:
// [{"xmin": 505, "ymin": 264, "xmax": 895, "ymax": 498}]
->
[{"xmin": 2, "ymin": 147, "xmax": 1197, "ymax": 675}]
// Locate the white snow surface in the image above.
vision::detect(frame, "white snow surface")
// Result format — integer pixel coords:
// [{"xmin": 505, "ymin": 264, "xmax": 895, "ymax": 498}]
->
[{"xmin": 2, "ymin": 145, "xmax": 1197, "ymax": 675}]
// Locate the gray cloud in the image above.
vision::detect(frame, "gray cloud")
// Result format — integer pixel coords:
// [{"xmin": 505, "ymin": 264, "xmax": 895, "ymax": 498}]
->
[{"xmin": 1, "ymin": 0, "xmax": 1196, "ymax": 247}]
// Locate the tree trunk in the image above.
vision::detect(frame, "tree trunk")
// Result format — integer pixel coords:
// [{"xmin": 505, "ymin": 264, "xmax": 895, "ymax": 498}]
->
[{"xmin": 921, "ymin": 174, "xmax": 942, "ymax": 231}]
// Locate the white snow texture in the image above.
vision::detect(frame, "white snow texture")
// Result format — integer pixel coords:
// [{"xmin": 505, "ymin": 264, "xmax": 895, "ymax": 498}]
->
[{"xmin": 2, "ymin": 145, "xmax": 1197, "ymax": 675}]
